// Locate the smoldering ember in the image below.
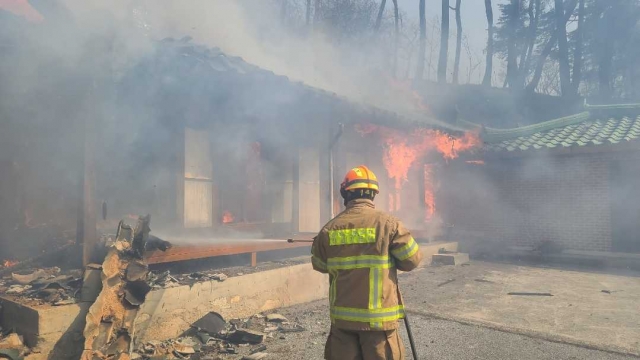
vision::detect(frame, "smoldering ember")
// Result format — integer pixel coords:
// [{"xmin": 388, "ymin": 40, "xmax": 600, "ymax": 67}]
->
[{"xmin": 1, "ymin": 1, "xmax": 640, "ymax": 360}]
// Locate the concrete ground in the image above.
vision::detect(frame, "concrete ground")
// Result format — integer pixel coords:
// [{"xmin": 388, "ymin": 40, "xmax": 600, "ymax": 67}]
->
[
  {"xmin": 399, "ymin": 261, "xmax": 640, "ymax": 355},
  {"xmin": 257, "ymin": 261, "xmax": 640, "ymax": 359},
  {"xmin": 262, "ymin": 300, "xmax": 637, "ymax": 360}
]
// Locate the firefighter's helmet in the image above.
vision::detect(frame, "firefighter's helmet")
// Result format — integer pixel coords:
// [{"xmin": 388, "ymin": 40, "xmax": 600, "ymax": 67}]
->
[{"xmin": 340, "ymin": 165, "xmax": 380, "ymax": 195}]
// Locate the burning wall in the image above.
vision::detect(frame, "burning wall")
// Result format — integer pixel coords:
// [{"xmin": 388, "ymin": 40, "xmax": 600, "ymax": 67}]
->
[{"xmin": 355, "ymin": 123, "xmax": 481, "ymax": 232}]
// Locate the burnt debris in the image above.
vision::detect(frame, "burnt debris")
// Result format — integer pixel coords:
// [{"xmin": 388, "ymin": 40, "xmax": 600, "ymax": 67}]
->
[
  {"xmin": 130, "ymin": 311, "xmax": 305, "ymax": 359},
  {"xmin": 81, "ymin": 215, "xmax": 169, "ymax": 360}
]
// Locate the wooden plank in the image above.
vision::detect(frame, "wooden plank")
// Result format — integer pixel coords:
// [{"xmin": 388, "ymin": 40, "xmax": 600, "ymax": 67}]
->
[{"xmin": 144, "ymin": 240, "xmax": 312, "ymax": 265}]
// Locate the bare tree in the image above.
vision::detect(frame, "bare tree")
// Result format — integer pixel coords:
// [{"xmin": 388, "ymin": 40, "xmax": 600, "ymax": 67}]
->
[
  {"xmin": 571, "ymin": 0, "xmax": 585, "ymax": 95},
  {"xmin": 428, "ymin": 16, "xmax": 439, "ymax": 79},
  {"xmin": 306, "ymin": 0, "xmax": 312, "ymax": 26},
  {"xmin": 555, "ymin": 0, "xmax": 571, "ymax": 96},
  {"xmin": 520, "ymin": 0, "xmax": 541, "ymax": 84},
  {"xmin": 416, "ymin": 0, "xmax": 427, "ymax": 79},
  {"xmin": 451, "ymin": 0, "xmax": 462, "ymax": 84},
  {"xmin": 482, "ymin": 0, "xmax": 494, "ymax": 86},
  {"xmin": 464, "ymin": 36, "xmax": 483, "ymax": 83},
  {"xmin": 506, "ymin": 0, "xmax": 520, "ymax": 89},
  {"xmin": 437, "ymin": 0, "xmax": 450, "ymax": 83},
  {"xmin": 375, "ymin": 0, "xmax": 387, "ymax": 32},
  {"xmin": 392, "ymin": 0, "xmax": 399, "ymax": 77},
  {"xmin": 525, "ymin": 0, "xmax": 578, "ymax": 93},
  {"xmin": 597, "ymin": 2, "xmax": 615, "ymax": 101}
]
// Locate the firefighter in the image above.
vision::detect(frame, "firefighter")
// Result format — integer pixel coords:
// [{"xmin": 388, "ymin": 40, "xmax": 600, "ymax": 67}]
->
[{"xmin": 311, "ymin": 165, "xmax": 423, "ymax": 360}]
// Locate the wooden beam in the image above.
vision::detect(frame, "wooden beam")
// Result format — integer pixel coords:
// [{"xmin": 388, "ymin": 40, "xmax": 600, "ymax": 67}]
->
[{"xmin": 144, "ymin": 240, "xmax": 311, "ymax": 264}]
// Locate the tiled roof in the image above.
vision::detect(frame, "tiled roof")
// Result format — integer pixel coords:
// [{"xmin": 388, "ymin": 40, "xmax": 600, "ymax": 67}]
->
[
  {"xmin": 151, "ymin": 38, "xmax": 457, "ymax": 133},
  {"xmin": 460, "ymin": 104, "xmax": 640, "ymax": 153}
]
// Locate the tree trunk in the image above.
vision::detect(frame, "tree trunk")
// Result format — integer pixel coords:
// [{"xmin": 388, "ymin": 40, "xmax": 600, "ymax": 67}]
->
[
  {"xmin": 452, "ymin": 0, "xmax": 462, "ymax": 84},
  {"xmin": 571, "ymin": 0, "xmax": 585, "ymax": 95},
  {"xmin": 375, "ymin": 0, "xmax": 387, "ymax": 32},
  {"xmin": 392, "ymin": 0, "xmax": 399, "ymax": 77},
  {"xmin": 306, "ymin": 0, "xmax": 311, "ymax": 26},
  {"xmin": 523, "ymin": 0, "xmax": 541, "ymax": 73},
  {"xmin": 519, "ymin": 0, "xmax": 540, "ymax": 83},
  {"xmin": 598, "ymin": 3, "xmax": 615, "ymax": 101},
  {"xmin": 555, "ymin": 0, "xmax": 572, "ymax": 96},
  {"xmin": 526, "ymin": 34, "xmax": 555, "ymax": 93},
  {"xmin": 525, "ymin": 0, "xmax": 578, "ymax": 93},
  {"xmin": 416, "ymin": 0, "xmax": 427, "ymax": 80},
  {"xmin": 482, "ymin": 0, "xmax": 494, "ymax": 87},
  {"xmin": 437, "ymin": 0, "xmax": 450, "ymax": 83},
  {"xmin": 506, "ymin": 0, "xmax": 520, "ymax": 89}
]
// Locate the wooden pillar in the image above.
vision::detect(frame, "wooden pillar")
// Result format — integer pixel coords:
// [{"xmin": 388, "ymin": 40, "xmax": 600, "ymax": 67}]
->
[
  {"xmin": 291, "ymin": 146, "xmax": 300, "ymax": 234},
  {"xmin": 251, "ymin": 252, "xmax": 257, "ymax": 267}
]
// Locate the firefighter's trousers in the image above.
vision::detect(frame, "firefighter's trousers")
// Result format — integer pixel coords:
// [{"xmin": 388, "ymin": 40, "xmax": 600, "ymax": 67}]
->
[{"xmin": 324, "ymin": 326, "xmax": 405, "ymax": 360}]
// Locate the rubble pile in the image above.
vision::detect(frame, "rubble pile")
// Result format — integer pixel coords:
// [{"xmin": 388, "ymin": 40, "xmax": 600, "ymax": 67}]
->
[
  {"xmin": 131, "ymin": 311, "xmax": 305, "ymax": 359},
  {"xmin": 0, "ymin": 266, "xmax": 82, "ymax": 306}
]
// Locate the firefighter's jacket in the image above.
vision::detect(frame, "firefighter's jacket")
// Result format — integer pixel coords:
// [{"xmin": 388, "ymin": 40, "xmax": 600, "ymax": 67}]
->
[{"xmin": 311, "ymin": 199, "xmax": 423, "ymax": 331}]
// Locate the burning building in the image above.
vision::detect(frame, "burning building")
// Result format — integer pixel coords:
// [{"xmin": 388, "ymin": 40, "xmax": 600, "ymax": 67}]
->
[
  {"xmin": 109, "ymin": 39, "xmax": 479, "ymax": 245},
  {"xmin": 0, "ymin": 29, "xmax": 478, "ymax": 266}
]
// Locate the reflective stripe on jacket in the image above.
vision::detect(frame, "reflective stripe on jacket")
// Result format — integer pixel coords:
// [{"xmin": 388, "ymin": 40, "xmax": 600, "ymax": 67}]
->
[{"xmin": 311, "ymin": 199, "xmax": 423, "ymax": 331}]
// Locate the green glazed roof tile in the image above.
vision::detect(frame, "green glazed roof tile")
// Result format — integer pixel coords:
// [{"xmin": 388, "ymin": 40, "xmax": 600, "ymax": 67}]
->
[{"xmin": 477, "ymin": 105, "xmax": 640, "ymax": 152}]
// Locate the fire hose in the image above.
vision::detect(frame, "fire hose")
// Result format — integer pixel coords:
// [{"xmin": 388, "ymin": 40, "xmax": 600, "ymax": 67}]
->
[
  {"xmin": 286, "ymin": 238, "xmax": 313, "ymax": 243},
  {"xmin": 286, "ymin": 238, "xmax": 419, "ymax": 359}
]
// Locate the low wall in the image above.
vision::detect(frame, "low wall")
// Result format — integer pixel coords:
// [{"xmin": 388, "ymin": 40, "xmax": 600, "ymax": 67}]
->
[
  {"xmin": 133, "ymin": 261, "xmax": 329, "ymax": 342},
  {"xmin": 0, "ymin": 241, "xmax": 458, "ymax": 358}
]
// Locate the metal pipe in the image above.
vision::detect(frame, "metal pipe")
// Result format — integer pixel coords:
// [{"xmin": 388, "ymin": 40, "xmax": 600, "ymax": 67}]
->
[{"xmin": 329, "ymin": 123, "xmax": 344, "ymax": 219}]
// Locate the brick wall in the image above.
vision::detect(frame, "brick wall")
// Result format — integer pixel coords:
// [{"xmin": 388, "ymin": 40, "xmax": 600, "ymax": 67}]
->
[{"xmin": 440, "ymin": 152, "xmax": 614, "ymax": 252}]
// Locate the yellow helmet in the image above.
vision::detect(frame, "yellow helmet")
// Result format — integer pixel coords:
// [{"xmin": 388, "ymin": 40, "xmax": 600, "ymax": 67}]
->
[{"xmin": 340, "ymin": 165, "xmax": 380, "ymax": 193}]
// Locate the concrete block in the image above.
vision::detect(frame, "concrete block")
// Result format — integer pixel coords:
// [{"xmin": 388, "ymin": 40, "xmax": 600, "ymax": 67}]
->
[
  {"xmin": 432, "ymin": 253, "xmax": 469, "ymax": 266},
  {"xmin": 417, "ymin": 241, "xmax": 459, "ymax": 266},
  {"xmin": 0, "ymin": 298, "xmax": 89, "ymax": 358}
]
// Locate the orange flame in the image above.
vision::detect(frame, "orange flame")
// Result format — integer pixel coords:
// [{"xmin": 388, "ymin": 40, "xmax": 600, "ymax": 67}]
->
[
  {"xmin": 356, "ymin": 124, "xmax": 480, "ymax": 214},
  {"xmin": 424, "ymin": 164, "xmax": 435, "ymax": 222},
  {"xmin": 356, "ymin": 124, "xmax": 481, "ymax": 190},
  {"xmin": 2, "ymin": 259, "xmax": 18, "ymax": 268},
  {"xmin": 222, "ymin": 211, "xmax": 234, "ymax": 224},
  {"xmin": 0, "ymin": 0, "xmax": 44, "ymax": 23}
]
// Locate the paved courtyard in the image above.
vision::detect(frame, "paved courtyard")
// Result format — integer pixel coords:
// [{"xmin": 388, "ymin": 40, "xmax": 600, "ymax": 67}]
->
[
  {"xmin": 261, "ymin": 261, "xmax": 640, "ymax": 359},
  {"xmin": 263, "ymin": 300, "xmax": 637, "ymax": 360}
]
